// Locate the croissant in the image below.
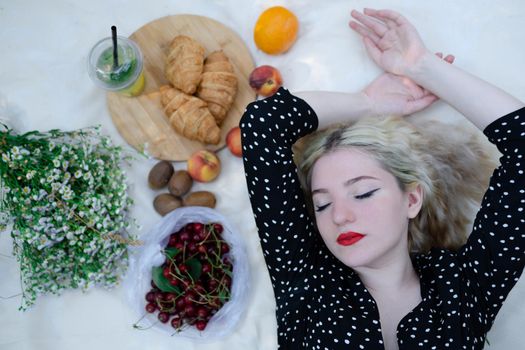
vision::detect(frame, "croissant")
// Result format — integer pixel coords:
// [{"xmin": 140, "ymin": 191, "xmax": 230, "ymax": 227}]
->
[
  {"xmin": 160, "ymin": 85, "xmax": 221, "ymax": 145},
  {"xmin": 196, "ymin": 51, "xmax": 238, "ymax": 125},
  {"xmin": 165, "ymin": 35, "xmax": 205, "ymax": 95}
]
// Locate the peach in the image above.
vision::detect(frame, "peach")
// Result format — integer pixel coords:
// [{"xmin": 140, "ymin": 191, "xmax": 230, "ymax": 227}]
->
[
  {"xmin": 187, "ymin": 150, "xmax": 221, "ymax": 182},
  {"xmin": 226, "ymin": 126, "xmax": 242, "ymax": 157},
  {"xmin": 248, "ymin": 65, "xmax": 283, "ymax": 97}
]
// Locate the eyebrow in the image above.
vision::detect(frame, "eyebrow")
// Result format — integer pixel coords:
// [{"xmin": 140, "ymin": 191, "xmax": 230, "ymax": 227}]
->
[{"xmin": 311, "ymin": 175, "xmax": 379, "ymax": 195}]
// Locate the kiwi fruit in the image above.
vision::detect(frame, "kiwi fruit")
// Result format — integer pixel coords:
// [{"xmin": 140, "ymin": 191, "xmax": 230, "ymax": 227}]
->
[
  {"xmin": 183, "ymin": 191, "xmax": 216, "ymax": 208},
  {"xmin": 168, "ymin": 170, "xmax": 193, "ymax": 197},
  {"xmin": 148, "ymin": 161, "xmax": 174, "ymax": 189},
  {"xmin": 153, "ymin": 193, "xmax": 182, "ymax": 216}
]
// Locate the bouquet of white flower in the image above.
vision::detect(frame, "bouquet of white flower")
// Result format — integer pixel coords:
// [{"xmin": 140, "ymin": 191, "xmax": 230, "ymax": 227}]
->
[{"xmin": 0, "ymin": 124, "xmax": 137, "ymax": 310}]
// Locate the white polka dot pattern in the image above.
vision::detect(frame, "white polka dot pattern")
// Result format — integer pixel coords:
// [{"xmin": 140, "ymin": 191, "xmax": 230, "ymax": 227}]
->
[{"xmin": 239, "ymin": 87, "xmax": 525, "ymax": 349}]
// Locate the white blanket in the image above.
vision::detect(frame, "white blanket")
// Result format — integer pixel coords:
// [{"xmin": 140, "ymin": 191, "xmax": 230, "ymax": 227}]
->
[{"xmin": 1, "ymin": 1, "xmax": 524, "ymax": 349}]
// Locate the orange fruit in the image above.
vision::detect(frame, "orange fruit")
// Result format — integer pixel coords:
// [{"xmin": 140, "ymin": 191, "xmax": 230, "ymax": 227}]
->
[{"xmin": 253, "ymin": 6, "xmax": 299, "ymax": 55}]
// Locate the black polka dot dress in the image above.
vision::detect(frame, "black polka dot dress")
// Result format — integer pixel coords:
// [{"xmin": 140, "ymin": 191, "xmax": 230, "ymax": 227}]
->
[{"xmin": 239, "ymin": 87, "xmax": 525, "ymax": 349}]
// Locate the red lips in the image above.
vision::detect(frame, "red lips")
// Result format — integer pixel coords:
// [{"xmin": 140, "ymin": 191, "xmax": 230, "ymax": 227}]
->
[{"xmin": 336, "ymin": 232, "xmax": 364, "ymax": 246}]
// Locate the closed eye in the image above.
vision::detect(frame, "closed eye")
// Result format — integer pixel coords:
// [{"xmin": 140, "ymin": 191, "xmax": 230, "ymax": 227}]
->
[
  {"xmin": 315, "ymin": 203, "xmax": 330, "ymax": 212},
  {"xmin": 355, "ymin": 188, "xmax": 379, "ymax": 200}
]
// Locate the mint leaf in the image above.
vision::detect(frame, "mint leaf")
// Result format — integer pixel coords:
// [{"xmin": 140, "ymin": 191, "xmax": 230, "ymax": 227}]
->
[
  {"xmin": 185, "ymin": 258, "xmax": 202, "ymax": 280},
  {"xmin": 151, "ymin": 266, "xmax": 181, "ymax": 294}
]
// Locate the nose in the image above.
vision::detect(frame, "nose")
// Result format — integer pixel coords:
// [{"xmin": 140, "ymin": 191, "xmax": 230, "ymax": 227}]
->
[{"xmin": 331, "ymin": 198, "xmax": 356, "ymax": 225}]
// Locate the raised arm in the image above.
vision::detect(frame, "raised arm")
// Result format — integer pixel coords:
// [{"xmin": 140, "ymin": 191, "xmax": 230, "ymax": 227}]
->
[
  {"xmin": 239, "ymin": 88, "xmax": 321, "ymax": 294},
  {"xmin": 296, "ymin": 54, "xmax": 453, "ymax": 129},
  {"xmin": 352, "ymin": 8, "xmax": 525, "ymax": 333},
  {"xmin": 350, "ymin": 8, "xmax": 525, "ymax": 129}
]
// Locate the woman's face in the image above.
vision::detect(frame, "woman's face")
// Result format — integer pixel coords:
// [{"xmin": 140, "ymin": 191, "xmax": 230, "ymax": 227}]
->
[{"xmin": 310, "ymin": 148, "xmax": 422, "ymax": 269}]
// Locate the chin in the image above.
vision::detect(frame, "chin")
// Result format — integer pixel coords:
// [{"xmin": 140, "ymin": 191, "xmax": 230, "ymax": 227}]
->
[
  {"xmin": 328, "ymin": 244, "xmax": 375, "ymax": 268},
  {"xmin": 339, "ymin": 252, "xmax": 376, "ymax": 269}
]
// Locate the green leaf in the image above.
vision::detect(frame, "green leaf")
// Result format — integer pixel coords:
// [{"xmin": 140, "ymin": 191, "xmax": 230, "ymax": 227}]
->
[
  {"xmin": 185, "ymin": 258, "xmax": 202, "ymax": 280},
  {"xmin": 218, "ymin": 288, "xmax": 230, "ymax": 302},
  {"xmin": 151, "ymin": 266, "xmax": 181, "ymax": 294},
  {"xmin": 223, "ymin": 268, "xmax": 233, "ymax": 278},
  {"xmin": 163, "ymin": 247, "xmax": 180, "ymax": 260}
]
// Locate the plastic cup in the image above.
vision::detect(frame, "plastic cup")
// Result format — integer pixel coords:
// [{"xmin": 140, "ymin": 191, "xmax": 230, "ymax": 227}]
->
[{"xmin": 87, "ymin": 35, "xmax": 145, "ymax": 97}]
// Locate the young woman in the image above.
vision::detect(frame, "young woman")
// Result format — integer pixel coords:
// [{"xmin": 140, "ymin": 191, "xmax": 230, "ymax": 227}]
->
[{"xmin": 240, "ymin": 8, "xmax": 525, "ymax": 350}]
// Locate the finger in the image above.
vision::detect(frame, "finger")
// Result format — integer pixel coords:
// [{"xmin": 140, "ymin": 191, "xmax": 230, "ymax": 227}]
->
[
  {"xmin": 351, "ymin": 9, "xmax": 389, "ymax": 37},
  {"xmin": 362, "ymin": 37, "xmax": 382, "ymax": 65},
  {"xmin": 349, "ymin": 21, "xmax": 381, "ymax": 44},
  {"xmin": 364, "ymin": 8, "xmax": 398, "ymax": 29},
  {"xmin": 422, "ymin": 88, "xmax": 436, "ymax": 98},
  {"xmin": 374, "ymin": 9, "xmax": 409, "ymax": 27},
  {"xmin": 406, "ymin": 95, "xmax": 438, "ymax": 114}
]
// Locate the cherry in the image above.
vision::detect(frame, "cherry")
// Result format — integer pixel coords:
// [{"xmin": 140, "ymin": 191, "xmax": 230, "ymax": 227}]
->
[
  {"xmin": 198, "ymin": 230, "xmax": 208, "ymax": 241},
  {"xmin": 145, "ymin": 221, "xmax": 233, "ymax": 332},
  {"xmin": 223, "ymin": 276, "xmax": 232, "ymax": 288},
  {"xmin": 213, "ymin": 223, "xmax": 223, "ymax": 234},
  {"xmin": 184, "ymin": 304, "xmax": 197, "ymax": 317},
  {"xmin": 223, "ymin": 260, "xmax": 233, "ymax": 271},
  {"xmin": 178, "ymin": 263, "xmax": 188, "ymax": 274},
  {"xmin": 176, "ymin": 297, "xmax": 185, "ymax": 310},
  {"xmin": 168, "ymin": 234, "xmax": 178, "ymax": 247},
  {"xmin": 145, "ymin": 302, "xmax": 156, "ymax": 313},
  {"xmin": 158, "ymin": 312, "xmax": 170, "ymax": 323},
  {"xmin": 145, "ymin": 291, "xmax": 156, "ymax": 302},
  {"xmin": 184, "ymin": 291, "xmax": 196, "ymax": 304},
  {"xmin": 187, "ymin": 242, "xmax": 197, "ymax": 253},
  {"xmin": 171, "ymin": 316, "xmax": 182, "ymax": 329},
  {"xmin": 193, "ymin": 282, "xmax": 205, "ymax": 294},
  {"xmin": 163, "ymin": 266, "xmax": 171, "ymax": 278},
  {"xmin": 179, "ymin": 231, "xmax": 190, "ymax": 242},
  {"xmin": 202, "ymin": 263, "xmax": 211, "ymax": 274},
  {"xmin": 195, "ymin": 320, "xmax": 207, "ymax": 331},
  {"xmin": 181, "ymin": 279, "xmax": 191, "ymax": 290},
  {"xmin": 208, "ymin": 279, "xmax": 219, "ymax": 291},
  {"xmin": 154, "ymin": 291, "xmax": 163, "ymax": 301},
  {"xmin": 193, "ymin": 222, "xmax": 204, "ymax": 233},
  {"xmin": 197, "ymin": 245, "xmax": 207, "ymax": 254},
  {"xmin": 197, "ymin": 306, "xmax": 209, "ymax": 319}
]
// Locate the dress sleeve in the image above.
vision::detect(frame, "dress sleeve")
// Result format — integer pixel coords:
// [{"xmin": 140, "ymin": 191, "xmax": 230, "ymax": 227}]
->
[
  {"xmin": 458, "ymin": 106, "xmax": 525, "ymax": 332},
  {"xmin": 239, "ymin": 87, "xmax": 319, "ymax": 294}
]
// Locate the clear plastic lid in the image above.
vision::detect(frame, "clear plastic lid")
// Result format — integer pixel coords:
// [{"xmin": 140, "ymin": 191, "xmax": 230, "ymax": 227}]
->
[{"xmin": 87, "ymin": 35, "xmax": 143, "ymax": 91}]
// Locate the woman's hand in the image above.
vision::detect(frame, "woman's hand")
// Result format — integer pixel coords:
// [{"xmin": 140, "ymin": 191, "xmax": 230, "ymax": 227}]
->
[
  {"xmin": 364, "ymin": 53, "xmax": 454, "ymax": 116},
  {"xmin": 294, "ymin": 52, "xmax": 452, "ymax": 128},
  {"xmin": 350, "ymin": 8, "xmax": 428, "ymax": 76}
]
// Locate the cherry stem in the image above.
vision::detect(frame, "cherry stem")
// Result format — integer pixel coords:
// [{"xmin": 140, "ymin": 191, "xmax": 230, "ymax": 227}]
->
[
  {"xmin": 197, "ymin": 224, "xmax": 215, "ymax": 245},
  {"xmin": 133, "ymin": 313, "xmax": 158, "ymax": 330}
]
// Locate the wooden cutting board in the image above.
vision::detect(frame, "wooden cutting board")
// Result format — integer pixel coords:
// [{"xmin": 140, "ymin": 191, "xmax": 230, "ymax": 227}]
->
[{"xmin": 107, "ymin": 15, "xmax": 256, "ymax": 161}]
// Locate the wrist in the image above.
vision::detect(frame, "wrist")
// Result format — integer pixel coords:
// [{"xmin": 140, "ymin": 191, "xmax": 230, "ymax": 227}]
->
[
  {"xmin": 404, "ymin": 50, "xmax": 438, "ymax": 83},
  {"xmin": 357, "ymin": 91, "xmax": 376, "ymax": 118}
]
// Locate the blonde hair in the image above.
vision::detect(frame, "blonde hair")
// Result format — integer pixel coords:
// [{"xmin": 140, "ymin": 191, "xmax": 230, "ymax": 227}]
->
[{"xmin": 295, "ymin": 116, "xmax": 497, "ymax": 253}]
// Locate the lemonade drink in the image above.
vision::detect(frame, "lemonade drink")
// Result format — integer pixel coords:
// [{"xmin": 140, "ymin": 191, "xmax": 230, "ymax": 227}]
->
[{"xmin": 88, "ymin": 36, "xmax": 145, "ymax": 97}]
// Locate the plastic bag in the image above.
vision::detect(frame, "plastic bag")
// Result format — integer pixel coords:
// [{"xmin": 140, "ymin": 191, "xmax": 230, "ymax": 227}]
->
[{"xmin": 125, "ymin": 206, "xmax": 250, "ymax": 341}]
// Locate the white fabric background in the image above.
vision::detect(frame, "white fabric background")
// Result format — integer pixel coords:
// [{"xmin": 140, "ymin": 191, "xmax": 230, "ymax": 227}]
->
[{"xmin": 1, "ymin": 1, "xmax": 524, "ymax": 349}]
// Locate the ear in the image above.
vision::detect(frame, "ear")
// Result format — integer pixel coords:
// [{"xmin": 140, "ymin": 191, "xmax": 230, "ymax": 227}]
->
[{"xmin": 406, "ymin": 183, "xmax": 423, "ymax": 219}]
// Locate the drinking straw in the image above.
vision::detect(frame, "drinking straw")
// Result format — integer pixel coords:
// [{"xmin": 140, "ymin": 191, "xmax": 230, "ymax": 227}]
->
[{"xmin": 111, "ymin": 25, "xmax": 119, "ymax": 68}]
